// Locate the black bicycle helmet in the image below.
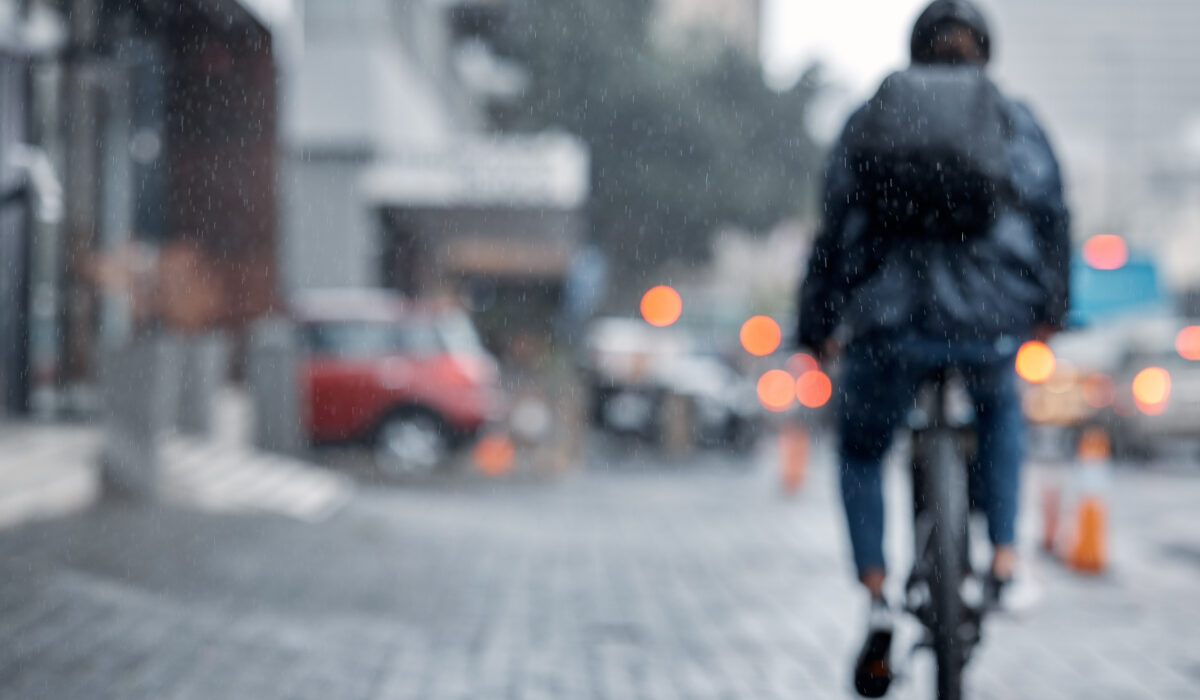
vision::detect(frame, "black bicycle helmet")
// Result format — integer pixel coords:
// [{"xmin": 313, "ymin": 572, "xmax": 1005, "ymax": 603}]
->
[{"xmin": 911, "ymin": 0, "xmax": 992, "ymax": 64}]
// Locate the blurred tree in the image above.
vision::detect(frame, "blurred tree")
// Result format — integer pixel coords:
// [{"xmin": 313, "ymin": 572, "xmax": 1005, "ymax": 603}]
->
[{"xmin": 492, "ymin": 0, "xmax": 824, "ymax": 280}]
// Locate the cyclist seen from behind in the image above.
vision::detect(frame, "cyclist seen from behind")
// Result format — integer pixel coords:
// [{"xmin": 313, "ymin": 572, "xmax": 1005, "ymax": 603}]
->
[{"xmin": 795, "ymin": 1, "xmax": 1070, "ymax": 696}]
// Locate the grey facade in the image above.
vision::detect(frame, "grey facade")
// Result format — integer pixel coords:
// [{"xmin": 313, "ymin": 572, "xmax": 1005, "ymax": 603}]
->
[
  {"xmin": 0, "ymin": 0, "xmax": 287, "ymax": 419},
  {"xmin": 987, "ymin": 0, "xmax": 1200, "ymax": 255},
  {"xmin": 281, "ymin": 0, "xmax": 588, "ymax": 308},
  {"xmin": 0, "ymin": 0, "xmax": 64, "ymax": 417},
  {"xmin": 0, "ymin": 49, "xmax": 32, "ymax": 415},
  {"xmin": 653, "ymin": 0, "xmax": 761, "ymax": 59},
  {"xmin": 281, "ymin": 0, "xmax": 479, "ymax": 293}
]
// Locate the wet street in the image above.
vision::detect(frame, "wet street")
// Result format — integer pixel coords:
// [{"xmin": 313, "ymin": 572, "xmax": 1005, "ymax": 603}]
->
[
  {"xmin": 5, "ymin": 1, "xmax": 1199, "ymax": 699},
  {"xmin": 1, "ymin": 433, "xmax": 1198, "ymax": 699}
]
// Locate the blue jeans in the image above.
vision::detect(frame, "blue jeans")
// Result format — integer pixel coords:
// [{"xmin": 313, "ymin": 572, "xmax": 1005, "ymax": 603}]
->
[{"xmin": 837, "ymin": 332, "xmax": 1024, "ymax": 577}]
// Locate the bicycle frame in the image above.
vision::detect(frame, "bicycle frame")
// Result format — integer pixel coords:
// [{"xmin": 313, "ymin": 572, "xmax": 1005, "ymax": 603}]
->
[{"xmin": 904, "ymin": 368, "xmax": 983, "ymax": 700}]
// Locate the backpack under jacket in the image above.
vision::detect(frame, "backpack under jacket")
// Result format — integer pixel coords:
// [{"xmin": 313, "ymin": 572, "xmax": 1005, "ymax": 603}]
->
[{"xmin": 844, "ymin": 64, "xmax": 1015, "ymax": 240}]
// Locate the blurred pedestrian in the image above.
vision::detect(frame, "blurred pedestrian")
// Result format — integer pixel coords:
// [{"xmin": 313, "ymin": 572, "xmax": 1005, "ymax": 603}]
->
[{"xmin": 794, "ymin": 1, "xmax": 1070, "ymax": 695}]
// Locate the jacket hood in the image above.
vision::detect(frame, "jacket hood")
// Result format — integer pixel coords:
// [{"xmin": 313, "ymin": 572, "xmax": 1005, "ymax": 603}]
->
[{"xmin": 911, "ymin": 0, "xmax": 992, "ymax": 64}]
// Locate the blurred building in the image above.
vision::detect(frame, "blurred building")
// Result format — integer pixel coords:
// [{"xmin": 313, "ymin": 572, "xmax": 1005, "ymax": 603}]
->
[
  {"xmin": 988, "ymin": 0, "xmax": 1200, "ymax": 290},
  {"xmin": 281, "ymin": 0, "xmax": 589, "ymax": 350},
  {"xmin": 652, "ymin": 0, "xmax": 761, "ymax": 60},
  {"xmin": 0, "ymin": 0, "xmax": 64, "ymax": 416},
  {"xmin": 0, "ymin": 0, "xmax": 287, "ymax": 417}
]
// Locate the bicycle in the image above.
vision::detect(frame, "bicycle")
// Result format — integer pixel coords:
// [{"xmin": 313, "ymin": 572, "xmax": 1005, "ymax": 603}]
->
[{"xmin": 903, "ymin": 367, "xmax": 987, "ymax": 700}]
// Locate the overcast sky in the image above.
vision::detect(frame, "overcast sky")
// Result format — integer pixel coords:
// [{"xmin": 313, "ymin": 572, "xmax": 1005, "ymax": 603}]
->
[{"xmin": 761, "ymin": 0, "xmax": 935, "ymax": 95}]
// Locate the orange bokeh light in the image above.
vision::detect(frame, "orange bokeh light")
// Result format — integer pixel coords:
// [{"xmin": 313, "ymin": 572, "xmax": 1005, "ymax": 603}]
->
[
  {"xmin": 757, "ymin": 370, "xmax": 795, "ymax": 412},
  {"xmin": 795, "ymin": 370, "xmax": 833, "ymax": 409},
  {"xmin": 473, "ymin": 433, "xmax": 516, "ymax": 476},
  {"xmin": 1176, "ymin": 326, "xmax": 1200, "ymax": 361},
  {"xmin": 786, "ymin": 353, "xmax": 819, "ymax": 376},
  {"xmin": 1132, "ymin": 367, "xmax": 1170, "ymax": 414},
  {"xmin": 740, "ymin": 316, "xmax": 782, "ymax": 357},
  {"xmin": 1082, "ymin": 234, "xmax": 1128, "ymax": 271},
  {"xmin": 1015, "ymin": 341, "xmax": 1056, "ymax": 383},
  {"xmin": 640, "ymin": 285, "xmax": 682, "ymax": 327}
]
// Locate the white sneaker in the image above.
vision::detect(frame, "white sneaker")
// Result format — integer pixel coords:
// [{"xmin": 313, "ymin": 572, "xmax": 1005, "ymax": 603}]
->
[
  {"xmin": 986, "ymin": 569, "xmax": 1042, "ymax": 616},
  {"xmin": 866, "ymin": 595, "xmax": 895, "ymax": 631}
]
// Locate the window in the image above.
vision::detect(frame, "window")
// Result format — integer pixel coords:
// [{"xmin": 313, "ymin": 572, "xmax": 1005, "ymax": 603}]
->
[{"xmin": 304, "ymin": 321, "xmax": 440, "ymax": 358}]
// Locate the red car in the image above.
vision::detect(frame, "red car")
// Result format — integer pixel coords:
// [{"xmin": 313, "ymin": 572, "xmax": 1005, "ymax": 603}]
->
[{"xmin": 294, "ymin": 289, "xmax": 503, "ymax": 476}]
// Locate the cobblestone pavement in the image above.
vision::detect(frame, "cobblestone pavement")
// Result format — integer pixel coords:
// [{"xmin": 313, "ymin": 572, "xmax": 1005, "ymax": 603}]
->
[{"xmin": 0, "ymin": 432, "xmax": 1198, "ymax": 699}]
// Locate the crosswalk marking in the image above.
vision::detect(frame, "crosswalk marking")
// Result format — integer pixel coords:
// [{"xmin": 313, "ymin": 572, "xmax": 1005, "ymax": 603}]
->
[
  {"xmin": 1, "ymin": 425, "xmax": 352, "ymax": 526},
  {"xmin": 162, "ymin": 436, "xmax": 352, "ymax": 522},
  {"xmin": 0, "ymin": 426, "xmax": 99, "ymax": 527}
]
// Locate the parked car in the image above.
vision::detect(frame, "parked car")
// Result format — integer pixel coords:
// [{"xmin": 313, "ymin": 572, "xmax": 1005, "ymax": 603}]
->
[
  {"xmin": 294, "ymin": 289, "xmax": 503, "ymax": 476},
  {"xmin": 1028, "ymin": 316, "xmax": 1200, "ymax": 459},
  {"xmin": 1103, "ymin": 322, "xmax": 1200, "ymax": 458},
  {"xmin": 1019, "ymin": 253, "xmax": 1176, "ymax": 456},
  {"xmin": 1022, "ymin": 324, "xmax": 1127, "ymax": 433},
  {"xmin": 582, "ymin": 317, "xmax": 761, "ymax": 451}
]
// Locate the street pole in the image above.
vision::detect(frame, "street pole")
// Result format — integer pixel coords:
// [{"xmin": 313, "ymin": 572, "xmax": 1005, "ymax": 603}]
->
[
  {"xmin": 14, "ymin": 0, "xmax": 34, "ymax": 415},
  {"xmin": 60, "ymin": 0, "xmax": 101, "ymax": 407}
]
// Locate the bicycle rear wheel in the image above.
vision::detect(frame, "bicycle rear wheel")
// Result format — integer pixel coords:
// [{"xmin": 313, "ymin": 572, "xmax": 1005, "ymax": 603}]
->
[{"xmin": 925, "ymin": 427, "xmax": 969, "ymax": 700}]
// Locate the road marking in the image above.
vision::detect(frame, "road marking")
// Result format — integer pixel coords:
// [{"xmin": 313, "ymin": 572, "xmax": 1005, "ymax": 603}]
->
[{"xmin": 162, "ymin": 437, "xmax": 352, "ymax": 522}]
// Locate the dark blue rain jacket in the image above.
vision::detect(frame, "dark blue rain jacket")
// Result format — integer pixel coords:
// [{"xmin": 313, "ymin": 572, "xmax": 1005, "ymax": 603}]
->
[{"xmin": 796, "ymin": 97, "xmax": 1070, "ymax": 350}]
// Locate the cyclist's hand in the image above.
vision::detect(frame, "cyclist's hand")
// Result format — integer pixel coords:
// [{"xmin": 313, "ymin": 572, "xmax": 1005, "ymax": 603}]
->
[
  {"xmin": 815, "ymin": 338, "xmax": 841, "ymax": 364},
  {"xmin": 1032, "ymin": 324, "xmax": 1059, "ymax": 343}
]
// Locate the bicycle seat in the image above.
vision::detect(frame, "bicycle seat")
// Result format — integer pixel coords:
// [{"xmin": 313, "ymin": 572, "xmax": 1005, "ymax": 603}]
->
[{"xmin": 907, "ymin": 367, "xmax": 975, "ymax": 430}]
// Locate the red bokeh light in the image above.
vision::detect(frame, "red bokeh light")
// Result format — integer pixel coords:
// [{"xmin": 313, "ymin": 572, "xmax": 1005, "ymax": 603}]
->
[
  {"xmin": 786, "ymin": 353, "xmax": 819, "ymax": 376},
  {"xmin": 1176, "ymin": 326, "xmax": 1200, "ymax": 361},
  {"xmin": 757, "ymin": 370, "xmax": 795, "ymax": 412},
  {"xmin": 640, "ymin": 286, "xmax": 682, "ymax": 327},
  {"xmin": 740, "ymin": 316, "xmax": 782, "ymax": 357},
  {"xmin": 795, "ymin": 370, "xmax": 833, "ymax": 409},
  {"xmin": 1082, "ymin": 373, "xmax": 1115, "ymax": 409},
  {"xmin": 1082, "ymin": 235, "xmax": 1128, "ymax": 271}
]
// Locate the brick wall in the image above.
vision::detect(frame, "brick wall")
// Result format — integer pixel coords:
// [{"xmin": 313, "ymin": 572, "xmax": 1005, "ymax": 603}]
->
[{"xmin": 165, "ymin": 21, "xmax": 279, "ymax": 330}]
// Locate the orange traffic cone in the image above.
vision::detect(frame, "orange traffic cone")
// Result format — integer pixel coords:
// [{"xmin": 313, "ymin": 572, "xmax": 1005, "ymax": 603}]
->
[
  {"xmin": 1066, "ymin": 496, "xmax": 1107, "ymax": 573},
  {"xmin": 1076, "ymin": 426, "xmax": 1112, "ymax": 462},
  {"xmin": 1061, "ymin": 427, "xmax": 1110, "ymax": 574},
  {"xmin": 473, "ymin": 432, "xmax": 516, "ymax": 477},
  {"xmin": 1041, "ymin": 484, "xmax": 1060, "ymax": 553},
  {"xmin": 780, "ymin": 424, "xmax": 809, "ymax": 494}
]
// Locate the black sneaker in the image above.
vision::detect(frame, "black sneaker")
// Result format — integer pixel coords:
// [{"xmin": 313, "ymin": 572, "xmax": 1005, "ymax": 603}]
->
[{"xmin": 853, "ymin": 597, "xmax": 894, "ymax": 698}]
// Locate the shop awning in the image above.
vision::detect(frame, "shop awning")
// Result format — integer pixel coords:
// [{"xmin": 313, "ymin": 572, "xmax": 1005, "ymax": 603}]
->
[
  {"xmin": 132, "ymin": 0, "xmax": 291, "ymax": 34},
  {"xmin": 362, "ymin": 132, "xmax": 589, "ymax": 211},
  {"xmin": 0, "ymin": 0, "xmax": 65, "ymax": 57}
]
